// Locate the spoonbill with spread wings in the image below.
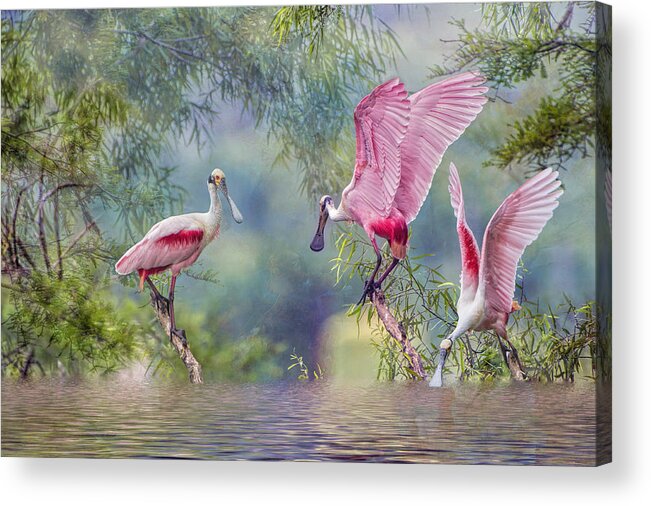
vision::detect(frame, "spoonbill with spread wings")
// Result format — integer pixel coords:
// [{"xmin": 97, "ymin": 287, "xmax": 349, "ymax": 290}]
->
[
  {"xmin": 310, "ymin": 72, "xmax": 488, "ymax": 303},
  {"xmin": 430, "ymin": 163, "xmax": 562, "ymax": 387}
]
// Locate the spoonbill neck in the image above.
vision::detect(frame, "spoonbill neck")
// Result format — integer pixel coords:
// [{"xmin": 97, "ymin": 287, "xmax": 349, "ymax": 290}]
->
[
  {"xmin": 208, "ymin": 184, "xmax": 223, "ymax": 218},
  {"xmin": 326, "ymin": 201, "xmax": 350, "ymax": 222}
]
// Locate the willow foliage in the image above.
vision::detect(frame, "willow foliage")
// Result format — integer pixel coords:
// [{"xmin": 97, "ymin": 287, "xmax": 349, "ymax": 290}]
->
[
  {"xmin": 431, "ymin": 2, "xmax": 606, "ymax": 172},
  {"xmin": 1, "ymin": 7, "xmax": 398, "ymax": 377},
  {"xmin": 331, "ymin": 226, "xmax": 598, "ymax": 383}
]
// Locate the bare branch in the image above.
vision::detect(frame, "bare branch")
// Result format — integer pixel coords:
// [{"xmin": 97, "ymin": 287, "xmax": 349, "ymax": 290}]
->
[
  {"xmin": 15, "ymin": 236, "xmax": 37, "ymax": 270},
  {"xmin": 51, "ymin": 220, "xmax": 98, "ymax": 271},
  {"xmin": 37, "ymin": 177, "xmax": 51, "ymax": 273},
  {"xmin": 556, "ymin": 2, "xmax": 575, "ymax": 32},
  {"xmin": 41, "ymin": 183, "xmax": 86, "ymax": 204},
  {"xmin": 370, "ymin": 289, "xmax": 427, "ymax": 381},
  {"xmin": 145, "ymin": 278, "xmax": 203, "ymax": 384},
  {"xmin": 10, "ymin": 185, "xmax": 29, "ymax": 270},
  {"xmin": 20, "ymin": 348, "xmax": 35, "ymax": 379},
  {"xmin": 53, "ymin": 191, "xmax": 63, "ymax": 279},
  {"xmin": 114, "ymin": 29, "xmax": 205, "ymax": 62},
  {"xmin": 3, "ymin": 131, "xmax": 68, "ymax": 171}
]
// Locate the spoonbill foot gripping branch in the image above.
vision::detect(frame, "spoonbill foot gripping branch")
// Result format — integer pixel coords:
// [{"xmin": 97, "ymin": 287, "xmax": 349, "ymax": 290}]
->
[
  {"xmin": 145, "ymin": 277, "xmax": 186, "ymax": 344},
  {"xmin": 310, "ymin": 71, "xmax": 488, "ymax": 303},
  {"xmin": 115, "ymin": 168, "xmax": 244, "ymax": 383},
  {"xmin": 430, "ymin": 164, "xmax": 563, "ymax": 388}
]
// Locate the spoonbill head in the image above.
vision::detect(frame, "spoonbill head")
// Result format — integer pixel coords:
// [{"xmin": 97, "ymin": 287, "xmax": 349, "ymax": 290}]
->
[
  {"xmin": 208, "ymin": 168, "xmax": 244, "ymax": 224},
  {"xmin": 310, "ymin": 195, "xmax": 334, "ymax": 252}
]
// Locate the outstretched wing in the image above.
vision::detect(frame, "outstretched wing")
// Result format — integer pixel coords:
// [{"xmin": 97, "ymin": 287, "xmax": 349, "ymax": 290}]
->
[
  {"xmin": 479, "ymin": 168, "xmax": 563, "ymax": 313},
  {"xmin": 115, "ymin": 215, "xmax": 204, "ymax": 274},
  {"xmin": 394, "ymin": 72, "xmax": 488, "ymax": 224},
  {"xmin": 346, "ymin": 78, "xmax": 410, "ymax": 218},
  {"xmin": 448, "ymin": 163, "xmax": 481, "ymax": 295}
]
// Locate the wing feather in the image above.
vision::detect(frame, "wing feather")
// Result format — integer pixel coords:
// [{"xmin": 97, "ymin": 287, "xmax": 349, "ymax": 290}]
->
[
  {"xmin": 448, "ymin": 163, "xmax": 481, "ymax": 295},
  {"xmin": 479, "ymin": 169, "xmax": 563, "ymax": 313},
  {"xmin": 394, "ymin": 72, "xmax": 488, "ymax": 223},
  {"xmin": 347, "ymin": 78, "xmax": 410, "ymax": 218},
  {"xmin": 115, "ymin": 215, "xmax": 204, "ymax": 274}
]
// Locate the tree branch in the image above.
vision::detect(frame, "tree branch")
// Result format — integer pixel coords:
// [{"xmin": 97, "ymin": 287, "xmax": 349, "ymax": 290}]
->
[
  {"xmin": 34, "ymin": 183, "xmax": 88, "ymax": 276},
  {"xmin": 51, "ymin": 220, "xmax": 98, "ymax": 271},
  {"xmin": 145, "ymin": 279, "xmax": 203, "ymax": 384},
  {"xmin": 41, "ymin": 183, "xmax": 86, "ymax": 204},
  {"xmin": 53, "ymin": 191, "xmax": 63, "ymax": 279},
  {"xmin": 20, "ymin": 348, "xmax": 35, "ymax": 379},
  {"xmin": 15, "ymin": 236, "xmax": 36, "ymax": 270},
  {"xmin": 369, "ymin": 289, "xmax": 427, "ymax": 381},
  {"xmin": 11, "ymin": 185, "xmax": 29, "ymax": 271},
  {"xmin": 114, "ymin": 29, "xmax": 205, "ymax": 62},
  {"xmin": 3, "ymin": 131, "xmax": 68, "ymax": 171},
  {"xmin": 37, "ymin": 177, "xmax": 51, "ymax": 273},
  {"xmin": 555, "ymin": 2, "xmax": 574, "ymax": 32}
]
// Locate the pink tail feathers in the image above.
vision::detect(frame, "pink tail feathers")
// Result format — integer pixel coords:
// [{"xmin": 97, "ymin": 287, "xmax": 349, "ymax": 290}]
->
[{"xmin": 389, "ymin": 220, "xmax": 409, "ymax": 259}]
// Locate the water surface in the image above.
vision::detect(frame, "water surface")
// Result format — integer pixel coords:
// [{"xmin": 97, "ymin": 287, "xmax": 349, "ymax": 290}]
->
[{"xmin": 2, "ymin": 379, "xmax": 607, "ymax": 465}]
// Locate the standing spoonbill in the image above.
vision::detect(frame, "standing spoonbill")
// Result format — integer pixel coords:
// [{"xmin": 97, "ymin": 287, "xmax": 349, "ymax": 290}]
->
[
  {"xmin": 115, "ymin": 168, "xmax": 243, "ymax": 340},
  {"xmin": 430, "ymin": 163, "xmax": 562, "ymax": 387},
  {"xmin": 310, "ymin": 72, "xmax": 488, "ymax": 303}
]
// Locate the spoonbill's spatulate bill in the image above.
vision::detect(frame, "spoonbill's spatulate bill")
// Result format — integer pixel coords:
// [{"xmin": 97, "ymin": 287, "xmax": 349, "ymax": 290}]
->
[
  {"xmin": 430, "ymin": 163, "xmax": 563, "ymax": 387},
  {"xmin": 310, "ymin": 72, "xmax": 488, "ymax": 303},
  {"xmin": 115, "ymin": 168, "xmax": 243, "ymax": 340}
]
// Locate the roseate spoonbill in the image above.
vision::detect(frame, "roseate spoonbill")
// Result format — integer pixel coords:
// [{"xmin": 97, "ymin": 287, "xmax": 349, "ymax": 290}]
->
[
  {"xmin": 430, "ymin": 163, "xmax": 563, "ymax": 387},
  {"xmin": 115, "ymin": 168, "xmax": 243, "ymax": 340},
  {"xmin": 310, "ymin": 72, "xmax": 488, "ymax": 303}
]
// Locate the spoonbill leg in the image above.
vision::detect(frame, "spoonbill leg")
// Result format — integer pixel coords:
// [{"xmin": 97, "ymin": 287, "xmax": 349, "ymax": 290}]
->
[
  {"xmin": 145, "ymin": 277, "xmax": 165, "ymax": 302},
  {"xmin": 357, "ymin": 237, "xmax": 383, "ymax": 305},
  {"xmin": 168, "ymin": 274, "xmax": 178, "ymax": 340},
  {"xmin": 375, "ymin": 257, "xmax": 400, "ymax": 288}
]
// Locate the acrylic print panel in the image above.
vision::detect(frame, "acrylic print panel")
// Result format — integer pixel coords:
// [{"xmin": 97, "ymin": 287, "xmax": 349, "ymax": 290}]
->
[{"xmin": 1, "ymin": 2, "xmax": 611, "ymax": 465}]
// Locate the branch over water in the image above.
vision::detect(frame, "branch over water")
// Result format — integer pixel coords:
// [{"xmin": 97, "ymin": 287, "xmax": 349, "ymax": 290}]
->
[
  {"xmin": 146, "ymin": 282, "xmax": 203, "ymax": 384},
  {"xmin": 369, "ymin": 288, "xmax": 427, "ymax": 381}
]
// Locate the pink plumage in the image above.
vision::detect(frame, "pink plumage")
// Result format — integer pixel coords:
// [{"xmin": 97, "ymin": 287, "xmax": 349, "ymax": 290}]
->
[
  {"xmin": 430, "ymin": 163, "xmax": 563, "ymax": 387},
  {"xmin": 311, "ymin": 72, "xmax": 488, "ymax": 302},
  {"xmin": 115, "ymin": 168, "xmax": 243, "ymax": 340},
  {"xmin": 448, "ymin": 162, "xmax": 481, "ymax": 294},
  {"xmin": 396, "ymin": 72, "xmax": 488, "ymax": 224},
  {"xmin": 479, "ymin": 167, "xmax": 563, "ymax": 314},
  {"xmin": 115, "ymin": 216, "xmax": 208, "ymax": 290},
  {"xmin": 351, "ymin": 78, "xmax": 410, "ymax": 218}
]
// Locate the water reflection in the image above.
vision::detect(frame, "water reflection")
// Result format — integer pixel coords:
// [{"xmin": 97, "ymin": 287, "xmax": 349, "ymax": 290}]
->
[{"xmin": 2, "ymin": 379, "xmax": 606, "ymax": 465}]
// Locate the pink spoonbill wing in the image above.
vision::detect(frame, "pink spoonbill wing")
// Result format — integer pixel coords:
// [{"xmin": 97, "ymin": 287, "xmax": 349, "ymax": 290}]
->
[
  {"xmin": 115, "ymin": 215, "xmax": 205, "ymax": 275},
  {"xmin": 395, "ymin": 72, "xmax": 488, "ymax": 224},
  {"xmin": 347, "ymin": 78, "xmax": 410, "ymax": 218},
  {"xmin": 448, "ymin": 162, "xmax": 481, "ymax": 295},
  {"xmin": 479, "ymin": 168, "xmax": 563, "ymax": 314}
]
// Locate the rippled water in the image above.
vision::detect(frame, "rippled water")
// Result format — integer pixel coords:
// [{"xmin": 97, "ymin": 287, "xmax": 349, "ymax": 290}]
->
[{"xmin": 1, "ymin": 379, "xmax": 609, "ymax": 465}]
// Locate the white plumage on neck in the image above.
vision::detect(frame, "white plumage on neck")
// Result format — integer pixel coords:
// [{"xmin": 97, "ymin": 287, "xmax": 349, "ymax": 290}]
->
[
  {"xmin": 204, "ymin": 183, "xmax": 223, "ymax": 238},
  {"xmin": 326, "ymin": 201, "xmax": 350, "ymax": 222}
]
